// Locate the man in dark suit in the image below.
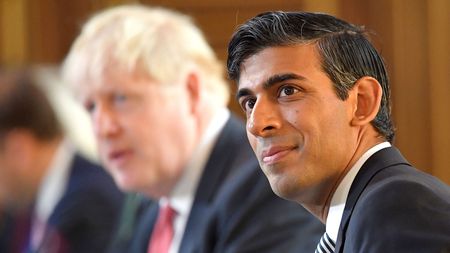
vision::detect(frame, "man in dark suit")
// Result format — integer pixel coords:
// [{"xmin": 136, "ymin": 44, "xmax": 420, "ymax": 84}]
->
[
  {"xmin": 227, "ymin": 11, "xmax": 450, "ymax": 253},
  {"xmin": 62, "ymin": 5, "xmax": 324, "ymax": 253},
  {"xmin": 128, "ymin": 114, "xmax": 323, "ymax": 253},
  {"xmin": 0, "ymin": 68, "xmax": 125, "ymax": 253}
]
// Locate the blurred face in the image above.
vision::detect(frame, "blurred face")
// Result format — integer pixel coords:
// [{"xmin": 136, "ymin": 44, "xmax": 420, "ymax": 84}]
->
[
  {"xmin": 80, "ymin": 68, "xmax": 199, "ymax": 197},
  {"xmin": 0, "ymin": 135, "xmax": 38, "ymax": 209},
  {"xmin": 0, "ymin": 146, "xmax": 18, "ymax": 205},
  {"xmin": 237, "ymin": 44, "xmax": 357, "ymax": 206}
]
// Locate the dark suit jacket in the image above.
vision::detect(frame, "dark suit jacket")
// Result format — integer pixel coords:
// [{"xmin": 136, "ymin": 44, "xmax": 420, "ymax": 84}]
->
[
  {"xmin": 37, "ymin": 154, "xmax": 125, "ymax": 253},
  {"xmin": 128, "ymin": 115, "xmax": 324, "ymax": 253},
  {"xmin": 336, "ymin": 147, "xmax": 450, "ymax": 253},
  {"xmin": 0, "ymin": 206, "xmax": 32, "ymax": 253}
]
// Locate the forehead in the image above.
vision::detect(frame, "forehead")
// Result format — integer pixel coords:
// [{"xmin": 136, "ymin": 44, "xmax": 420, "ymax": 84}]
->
[
  {"xmin": 76, "ymin": 67, "xmax": 155, "ymax": 97},
  {"xmin": 238, "ymin": 44, "xmax": 324, "ymax": 88}
]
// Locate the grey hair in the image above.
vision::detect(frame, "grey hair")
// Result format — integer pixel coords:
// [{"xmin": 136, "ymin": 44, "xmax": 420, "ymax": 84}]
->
[{"xmin": 62, "ymin": 5, "xmax": 229, "ymax": 106}]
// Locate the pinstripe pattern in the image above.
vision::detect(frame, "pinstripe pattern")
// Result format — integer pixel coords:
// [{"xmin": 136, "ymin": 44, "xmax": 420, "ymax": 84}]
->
[{"xmin": 315, "ymin": 232, "xmax": 335, "ymax": 253}]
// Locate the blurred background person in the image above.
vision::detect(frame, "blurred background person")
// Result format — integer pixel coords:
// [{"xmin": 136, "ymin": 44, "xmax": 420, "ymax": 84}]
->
[
  {"xmin": 62, "ymin": 4, "xmax": 324, "ymax": 253},
  {"xmin": 0, "ymin": 67, "xmax": 125, "ymax": 253}
]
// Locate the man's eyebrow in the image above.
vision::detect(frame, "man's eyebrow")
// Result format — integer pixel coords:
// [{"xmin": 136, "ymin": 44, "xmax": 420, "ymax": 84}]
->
[
  {"xmin": 236, "ymin": 88, "xmax": 252, "ymax": 101},
  {"xmin": 263, "ymin": 73, "xmax": 306, "ymax": 89},
  {"xmin": 236, "ymin": 73, "xmax": 306, "ymax": 101}
]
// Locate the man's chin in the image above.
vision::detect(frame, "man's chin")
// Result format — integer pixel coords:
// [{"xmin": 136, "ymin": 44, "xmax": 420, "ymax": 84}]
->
[
  {"xmin": 269, "ymin": 177, "xmax": 303, "ymax": 202},
  {"xmin": 111, "ymin": 173, "xmax": 137, "ymax": 192}
]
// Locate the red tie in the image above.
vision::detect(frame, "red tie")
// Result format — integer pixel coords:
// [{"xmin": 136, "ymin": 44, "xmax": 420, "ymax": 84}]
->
[{"xmin": 147, "ymin": 204, "xmax": 176, "ymax": 253}]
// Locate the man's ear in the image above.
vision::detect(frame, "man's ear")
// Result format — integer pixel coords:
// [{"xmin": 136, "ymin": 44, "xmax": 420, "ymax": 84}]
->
[
  {"xmin": 186, "ymin": 72, "xmax": 201, "ymax": 115},
  {"xmin": 350, "ymin": 76, "xmax": 382, "ymax": 126}
]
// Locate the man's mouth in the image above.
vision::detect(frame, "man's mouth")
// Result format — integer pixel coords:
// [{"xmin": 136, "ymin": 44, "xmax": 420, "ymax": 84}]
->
[
  {"xmin": 107, "ymin": 149, "xmax": 132, "ymax": 167},
  {"xmin": 261, "ymin": 146, "xmax": 296, "ymax": 165}
]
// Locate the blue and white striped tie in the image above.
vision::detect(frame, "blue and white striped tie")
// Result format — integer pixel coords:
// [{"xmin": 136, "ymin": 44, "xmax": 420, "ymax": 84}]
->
[{"xmin": 315, "ymin": 232, "xmax": 335, "ymax": 253}]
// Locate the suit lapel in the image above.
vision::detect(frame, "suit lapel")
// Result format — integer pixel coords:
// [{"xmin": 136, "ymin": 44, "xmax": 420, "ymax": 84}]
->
[
  {"xmin": 132, "ymin": 202, "xmax": 159, "ymax": 253},
  {"xmin": 335, "ymin": 147, "xmax": 410, "ymax": 252},
  {"xmin": 191, "ymin": 115, "xmax": 244, "ymax": 203},
  {"xmin": 179, "ymin": 115, "xmax": 247, "ymax": 253}
]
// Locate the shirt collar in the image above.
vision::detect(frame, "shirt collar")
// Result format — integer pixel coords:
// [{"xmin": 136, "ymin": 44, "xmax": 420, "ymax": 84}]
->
[
  {"xmin": 326, "ymin": 141, "xmax": 391, "ymax": 241},
  {"xmin": 32, "ymin": 140, "xmax": 75, "ymax": 249},
  {"xmin": 34, "ymin": 140, "xmax": 75, "ymax": 223}
]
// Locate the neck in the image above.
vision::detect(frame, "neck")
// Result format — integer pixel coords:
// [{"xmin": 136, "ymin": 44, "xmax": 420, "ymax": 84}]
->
[
  {"xmin": 196, "ymin": 98, "xmax": 221, "ymax": 139},
  {"xmin": 305, "ymin": 128, "xmax": 386, "ymax": 224}
]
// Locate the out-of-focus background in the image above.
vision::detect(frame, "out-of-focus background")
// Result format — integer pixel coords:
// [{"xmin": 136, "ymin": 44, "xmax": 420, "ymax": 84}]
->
[{"xmin": 0, "ymin": 0, "xmax": 448, "ymax": 184}]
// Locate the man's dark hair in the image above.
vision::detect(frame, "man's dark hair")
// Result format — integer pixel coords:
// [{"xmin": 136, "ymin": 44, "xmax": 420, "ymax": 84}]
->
[
  {"xmin": 227, "ymin": 11, "xmax": 395, "ymax": 142},
  {"xmin": 0, "ymin": 68, "xmax": 62, "ymax": 141}
]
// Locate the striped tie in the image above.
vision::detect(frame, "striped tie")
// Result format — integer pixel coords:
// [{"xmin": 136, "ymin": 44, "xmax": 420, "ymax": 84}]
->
[{"xmin": 315, "ymin": 232, "xmax": 335, "ymax": 253}]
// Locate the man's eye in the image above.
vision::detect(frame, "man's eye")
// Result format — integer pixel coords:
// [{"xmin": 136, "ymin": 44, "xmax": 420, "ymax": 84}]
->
[
  {"xmin": 112, "ymin": 94, "xmax": 129, "ymax": 106},
  {"xmin": 279, "ymin": 86, "xmax": 299, "ymax": 97},
  {"xmin": 114, "ymin": 94, "xmax": 127, "ymax": 102},
  {"xmin": 240, "ymin": 98, "xmax": 256, "ymax": 112},
  {"xmin": 83, "ymin": 100, "xmax": 96, "ymax": 113}
]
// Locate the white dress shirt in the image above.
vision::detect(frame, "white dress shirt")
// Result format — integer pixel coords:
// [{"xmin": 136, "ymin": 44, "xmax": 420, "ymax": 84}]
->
[
  {"xmin": 162, "ymin": 108, "xmax": 230, "ymax": 253},
  {"xmin": 31, "ymin": 140, "xmax": 75, "ymax": 250},
  {"xmin": 326, "ymin": 142, "xmax": 391, "ymax": 242}
]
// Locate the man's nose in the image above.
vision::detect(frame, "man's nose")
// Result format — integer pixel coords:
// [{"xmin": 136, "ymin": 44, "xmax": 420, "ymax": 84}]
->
[
  {"xmin": 92, "ymin": 105, "xmax": 120, "ymax": 138},
  {"xmin": 247, "ymin": 98, "xmax": 281, "ymax": 137}
]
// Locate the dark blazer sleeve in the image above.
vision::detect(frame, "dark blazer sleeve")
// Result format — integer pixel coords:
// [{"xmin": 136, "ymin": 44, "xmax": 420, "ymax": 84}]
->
[
  {"xmin": 346, "ymin": 169, "xmax": 450, "ymax": 253},
  {"xmin": 42, "ymin": 154, "xmax": 125, "ymax": 253},
  {"xmin": 338, "ymin": 148, "xmax": 450, "ymax": 253}
]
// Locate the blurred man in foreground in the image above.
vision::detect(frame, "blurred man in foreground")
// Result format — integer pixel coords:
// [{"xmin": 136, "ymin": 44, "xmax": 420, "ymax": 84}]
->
[{"xmin": 62, "ymin": 5, "xmax": 324, "ymax": 253}]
